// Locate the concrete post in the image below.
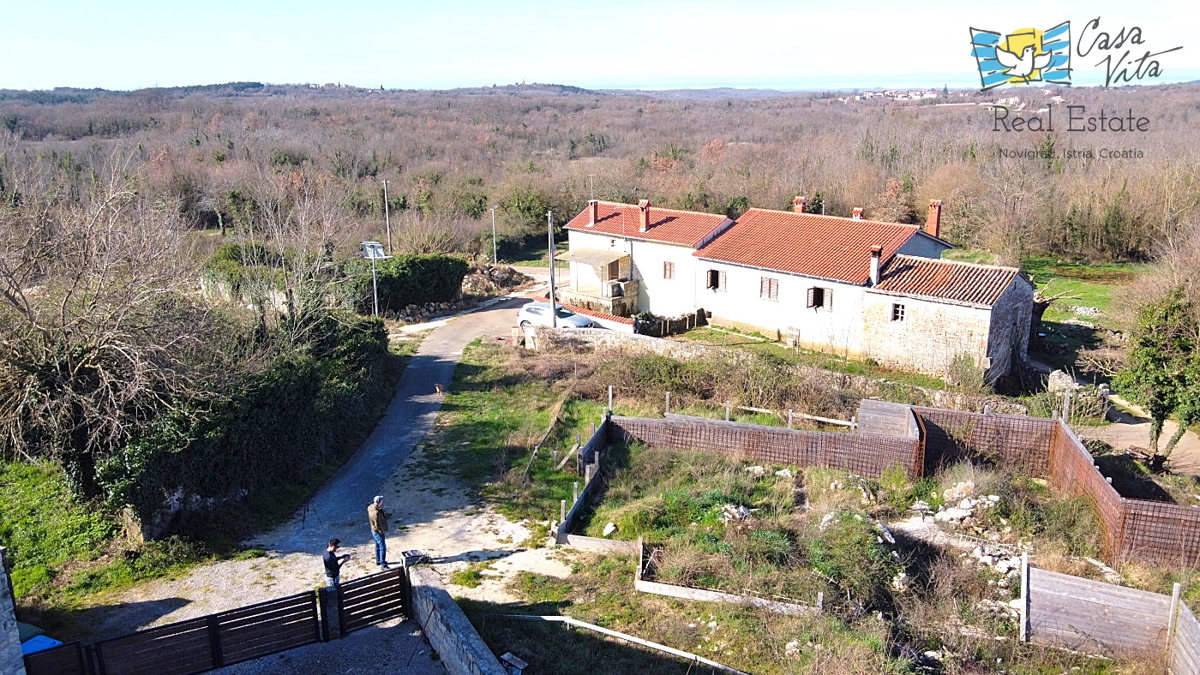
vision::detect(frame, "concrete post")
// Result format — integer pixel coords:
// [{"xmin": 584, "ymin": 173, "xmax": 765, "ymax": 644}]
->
[
  {"xmin": 725, "ymin": 401, "xmax": 731, "ymax": 421},
  {"xmin": 788, "ymin": 410, "xmax": 793, "ymax": 429},
  {"xmin": 1019, "ymin": 552, "xmax": 1030, "ymax": 642},
  {"xmin": 1167, "ymin": 582, "xmax": 1182, "ymax": 653},
  {"xmin": 573, "ymin": 482, "xmax": 579, "ymax": 504},
  {"xmin": 665, "ymin": 392, "xmax": 670, "ymax": 415},
  {"xmin": 0, "ymin": 547, "xmax": 25, "ymax": 675},
  {"xmin": 608, "ymin": 385, "xmax": 613, "ymax": 414}
]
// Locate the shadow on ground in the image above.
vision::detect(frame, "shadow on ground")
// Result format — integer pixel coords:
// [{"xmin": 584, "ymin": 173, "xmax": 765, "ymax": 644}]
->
[{"xmin": 457, "ymin": 598, "xmax": 703, "ymax": 675}]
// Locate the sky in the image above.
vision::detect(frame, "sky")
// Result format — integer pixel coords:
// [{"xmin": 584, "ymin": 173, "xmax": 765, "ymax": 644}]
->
[{"xmin": 2, "ymin": 0, "xmax": 1196, "ymax": 91}]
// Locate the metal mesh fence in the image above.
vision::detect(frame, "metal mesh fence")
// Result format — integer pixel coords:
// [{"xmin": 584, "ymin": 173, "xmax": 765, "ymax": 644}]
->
[
  {"xmin": 912, "ymin": 407, "xmax": 1055, "ymax": 476},
  {"xmin": 609, "ymin": 414, "xmax": 923, "ymax": 479}
]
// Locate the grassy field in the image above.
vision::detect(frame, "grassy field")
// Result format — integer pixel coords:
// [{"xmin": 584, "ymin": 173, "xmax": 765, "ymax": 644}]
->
[{"xmin": 675, "ymin": 327, "xmax": 950, "ymax": 391}]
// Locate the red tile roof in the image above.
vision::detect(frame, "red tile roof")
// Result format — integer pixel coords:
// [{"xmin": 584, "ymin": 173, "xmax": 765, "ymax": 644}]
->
[
  {"xmin": 874, "ymin": 255, "xmax": 1024, "ymax": 307},
  {"xmin": 532, "ymin": 296, "xmax": 636, "ymax": 325},
  {"xmin": 564, "ymin": 201, "xmax": 730, "ymax": 248},
  {"xmin": 692, "ymin": 208, "xmax": 919, "ymax": 284}
]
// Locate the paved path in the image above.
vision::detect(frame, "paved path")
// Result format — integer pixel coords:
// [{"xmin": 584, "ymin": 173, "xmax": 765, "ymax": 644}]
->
[{"xmin": 1078, "ymin": 394, "xmax": 1200, "ymax": 477}]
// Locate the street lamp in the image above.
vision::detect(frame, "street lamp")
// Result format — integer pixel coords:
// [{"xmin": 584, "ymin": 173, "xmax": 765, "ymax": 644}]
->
[
  {"xmin": 360, "ymin": 241, "xmax": 391, "ymax": 317},
  {"xmin": 489, "ymin": 205, "xmax": 499, "ymax": 265},
  {"xmin": 380, "ymin": 180, "xmax": 392, "ymax": 254}
]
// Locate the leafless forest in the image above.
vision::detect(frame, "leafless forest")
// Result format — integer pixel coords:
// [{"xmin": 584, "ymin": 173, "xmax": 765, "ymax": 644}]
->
[{"xmin": 2, "ymin": 81, "xmax": 1198, "ymax": 268}]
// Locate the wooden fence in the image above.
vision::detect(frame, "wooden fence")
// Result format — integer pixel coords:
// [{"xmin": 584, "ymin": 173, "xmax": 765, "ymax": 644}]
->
[
  {"xmin": 23, "ymin": 571, "xmax": 405, "ymax": 675},
  {"xmin": 1024, "ymin": 564, "xmax": 1198, "ymax": 673}
]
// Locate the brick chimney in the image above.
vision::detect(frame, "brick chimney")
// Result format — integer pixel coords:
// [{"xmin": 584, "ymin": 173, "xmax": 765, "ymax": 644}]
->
[
  {"xmin": 852, "ymin": 207, "xmax": 864, "ymax": 220},
  {"xmin": 926, "ymin": 199, "xmax": 943, "ymax": 238},
  {"xmin": 869, "ymin": 245, "xmax": 882, "ymax": 286},
  {"xmin": 588, "ymin": 199, "xmax": 599, "ymax": 227},
  {"xmin": 638, "ymin": 199, "xmax": 651, "ymax": 233},
  {"xmin": 792, "ymin": 196, "xmax": 808, "ymax": 214}
]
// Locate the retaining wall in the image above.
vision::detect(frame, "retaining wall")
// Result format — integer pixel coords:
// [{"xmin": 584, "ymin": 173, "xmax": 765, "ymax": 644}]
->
[
  {"xmin": 1, "ymin": 549, "xmax": 23, "ymax": 675},
  {"xmin": 610, "ymin": 413, "xmax": 924, "ymax": 479},
  {"xmin": 408, "ymin": 567, "xmax": 506, "ymax": 675}
]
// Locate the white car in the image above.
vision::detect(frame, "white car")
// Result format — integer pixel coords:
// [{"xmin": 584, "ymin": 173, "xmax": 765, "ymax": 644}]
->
[{"xmin": 516, "ymin": 301, "xmax": 594, "ymax": 329}]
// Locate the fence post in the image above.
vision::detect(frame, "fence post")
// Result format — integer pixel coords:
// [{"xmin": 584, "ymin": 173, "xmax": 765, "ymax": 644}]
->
[
  {"xmin": 787, "ymin": 410, "xmax": 793, "ymax": 429},
  {"xmin": 1019, "ymin": 552, "xmax": 1030, "ymax": 642},
  {"xmin": 725, "ymin": 401, "xmax": 731, "ymax": 421},
  {"xmin": 665, "ymin": 392, "xmax": 671, "ymax": 415},
  {"xmin": 318, "ymin": 586, "xmax": 342, "ymax": 640},
  {"xmin": 1166, "ymin": 582, "xmax": 1182, "ymax": 654},
  {"xmin": 608, "ymin": 385, "xmax": 613, "ymax": 414},
  {"xmin": 206, "ymin": 615, "xmax": 225, "ymax": 668},
  {"xmin": 573, "ymin": 482, "xmax": 579, "ymax": 504}
]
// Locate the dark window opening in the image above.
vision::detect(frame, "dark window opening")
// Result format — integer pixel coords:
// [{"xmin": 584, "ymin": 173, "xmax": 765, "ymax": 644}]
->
[{"xmin": 892, "ymin": 303, "xmax": 906, "ymax": 321}]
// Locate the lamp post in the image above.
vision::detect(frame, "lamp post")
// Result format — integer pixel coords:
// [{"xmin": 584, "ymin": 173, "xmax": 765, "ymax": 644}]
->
[
  {"xmin": 381, "ymin": 180, "xmax": 392, "ymax": 254},
  {"xmin": 360, "ymin": 241, "xmax": 391, "ymax": 317},
  {"xmin": 489, "ymin": 205, "xmax": 499, "ymax": 264}
]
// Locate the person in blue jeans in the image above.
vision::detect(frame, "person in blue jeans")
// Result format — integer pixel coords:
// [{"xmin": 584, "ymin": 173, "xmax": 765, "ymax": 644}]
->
[{"xmin": 367, "ymin": 495, "xmax": 390, "ymax": 569}]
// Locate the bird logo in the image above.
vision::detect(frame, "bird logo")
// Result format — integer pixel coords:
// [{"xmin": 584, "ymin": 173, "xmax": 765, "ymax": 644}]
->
[{"xmin": 970, "ymin": 22, "xmax": 1072, "ymax": 90}]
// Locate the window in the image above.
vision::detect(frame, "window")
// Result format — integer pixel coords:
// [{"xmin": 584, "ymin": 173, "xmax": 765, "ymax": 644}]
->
[
  {"xmin": 706, "ymin": 269, "xmax": 727, "ymax": 292},
  {"xmin": 892, "ymin": 303, "xmax": 906, "ymax": 321},
  {"xmin": 759, "ymin": 277, "xmax": 779, "ymax": 301},
  {"xmin": 663, "ymin": 261, "xmax": 675, "ymax": 280},
  {"xmin": 607, "ymin": 260, "xmax": 620, "ymax": 280},
  {"xmin": 806, "ymin": 287, "xmax": 833, "ymax": 311}
]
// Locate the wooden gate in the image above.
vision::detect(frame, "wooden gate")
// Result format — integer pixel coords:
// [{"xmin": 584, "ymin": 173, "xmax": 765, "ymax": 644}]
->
[{"xmin": 338, "ymin": 567, "xmax": 409, "ymax": 634}]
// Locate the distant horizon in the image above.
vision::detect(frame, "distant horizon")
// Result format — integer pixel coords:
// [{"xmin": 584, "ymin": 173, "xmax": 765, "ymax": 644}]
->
[
  {"xmin": 8, "ymin": 73, "xmax": 1200, "ymax": 96},
  {"xmin": 2, "ymin": 1, "xmax": 1193, "ymax": 93}
]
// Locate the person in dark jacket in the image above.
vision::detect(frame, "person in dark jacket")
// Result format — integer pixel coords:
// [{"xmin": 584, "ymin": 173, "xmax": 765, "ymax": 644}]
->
[
  {"xmin": 368, "ymin": 496, "xmax": 390, "ymax": 569},
  {"xmin": 323, "ymin": 538, "xmax": 351, "ymax": 586}
]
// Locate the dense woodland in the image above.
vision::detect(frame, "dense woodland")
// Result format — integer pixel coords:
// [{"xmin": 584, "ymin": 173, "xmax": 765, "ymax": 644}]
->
[{"xmin": 1, "ymin": 80, "xmax": 1199, "ymax": 532}]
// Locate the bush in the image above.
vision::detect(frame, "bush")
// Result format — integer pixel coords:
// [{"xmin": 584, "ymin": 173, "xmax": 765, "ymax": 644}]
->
[{"xmin": 337, "ymin": 253, "xmax": 469, "ymax": 314}]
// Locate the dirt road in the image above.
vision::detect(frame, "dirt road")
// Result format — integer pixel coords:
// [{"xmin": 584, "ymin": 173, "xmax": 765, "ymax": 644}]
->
[{"xmin": 75, "ymin": 295, "xmax": 547, "ymax": 673}]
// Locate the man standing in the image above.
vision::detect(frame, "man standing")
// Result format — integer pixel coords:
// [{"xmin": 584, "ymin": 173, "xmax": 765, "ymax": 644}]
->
[
  {"xmin": 323, "ymin": 538, "xmax": 351, "ymax": 587},
  {"xmin": 368, "ymin": 495, "xmax": 390, "ymax": 570}
]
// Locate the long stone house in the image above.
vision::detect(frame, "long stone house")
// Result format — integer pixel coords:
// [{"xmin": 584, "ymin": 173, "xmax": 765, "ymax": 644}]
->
[{"xmin": 559, "ymin": 198, "xmax": 1033, "ymax": 381}]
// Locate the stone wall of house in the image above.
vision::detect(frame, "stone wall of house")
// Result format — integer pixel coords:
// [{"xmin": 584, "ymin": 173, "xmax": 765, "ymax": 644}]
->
[
  {"xmin": 0, "ymin": 548, "xmax": 24, "ymax": 675},
  {"xmin": 860, "ymin": 292, "xmax": 992, "ymax": 377},
  {"xmin": 985, "ymin": 279, "xmax": 1034, "ymax": 380}
]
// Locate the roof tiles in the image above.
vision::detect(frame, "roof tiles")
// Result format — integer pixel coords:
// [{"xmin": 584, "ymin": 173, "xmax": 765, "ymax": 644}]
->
[
  {"xmin": 693, "ymin": 208, "xmax": 919, "ymax": 284},
  {"xmin": 875, "ymin": 255, "xmax": 1023, "ymax": 307},
  {"xmin": 564, "ymin": 201, "xmax": 730, "ymax": 248}
]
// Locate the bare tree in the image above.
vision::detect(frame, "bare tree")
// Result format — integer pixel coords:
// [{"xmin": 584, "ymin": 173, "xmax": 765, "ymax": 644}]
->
[{"xmin": 0, "ymin": 158, "xmax": 235, "ymax": 496}]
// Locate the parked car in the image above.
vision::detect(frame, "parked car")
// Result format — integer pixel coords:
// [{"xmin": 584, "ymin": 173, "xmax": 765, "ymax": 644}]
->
[{"xmin": 516, "ymin": 301, "xmax": 594, "ymax": 329}]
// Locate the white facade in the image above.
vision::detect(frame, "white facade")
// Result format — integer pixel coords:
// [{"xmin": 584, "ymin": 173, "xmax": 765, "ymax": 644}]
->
[{"xmin": 566, "ymin": 231, "xmax": 703, "ymax": 317}]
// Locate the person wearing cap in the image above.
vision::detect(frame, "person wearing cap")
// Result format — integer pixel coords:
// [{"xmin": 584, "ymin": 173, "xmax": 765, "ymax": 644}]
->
[{"xmin": 367, "ymin": 495, "xmax": 390, "ymax": 569}]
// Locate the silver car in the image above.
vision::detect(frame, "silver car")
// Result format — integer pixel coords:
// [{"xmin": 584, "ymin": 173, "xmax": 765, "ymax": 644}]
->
[{"xmin": 516, "ymin": 301, "xmax": 594, "ymax": 329}]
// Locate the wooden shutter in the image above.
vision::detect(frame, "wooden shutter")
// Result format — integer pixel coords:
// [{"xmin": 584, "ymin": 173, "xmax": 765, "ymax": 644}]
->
[
  {"xmin": 806, "ymin": 287, "xmax": 816, "ymax": 308},
  {"xmin": 718, "ymin": 271, "xmax": 727, "ymax": 291},
  {"xmin": 824, "ymin": 288, "xmax": 833, "ymax": 310}
]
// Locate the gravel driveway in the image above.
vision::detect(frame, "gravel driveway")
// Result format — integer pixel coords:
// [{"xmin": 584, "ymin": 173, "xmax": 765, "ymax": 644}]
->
[{"xmin": 75, "ymin": 294, "xmax": 538, "ymax": 673}]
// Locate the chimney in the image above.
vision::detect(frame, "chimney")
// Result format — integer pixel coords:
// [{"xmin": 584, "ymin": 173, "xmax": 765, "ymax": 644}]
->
[
  {"xmin": 926, "ymin": 199, "xmax": 943, "ymax": 238},
  {"xmin": 792, "ymin": 196, "xmax": 808, "ymax": 214},
  {"xmin": 588, "ymin": 199, "xmax": 599, "ymax": 227},
  {"xmin": 869, "ymin": 245, "xmax": 882, "ymax": 286},
  {"xmin": 852, "ymin": 207, "xmax": 864, "ymax": 220},
  {"xmin": 638, "ymin": 199, "xmax": 651, "ymax": 233}
]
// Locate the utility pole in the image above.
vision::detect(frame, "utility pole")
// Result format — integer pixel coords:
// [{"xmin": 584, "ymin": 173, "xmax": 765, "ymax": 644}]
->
[
  {"xmin": 490, "ymin": 205, "xmax": 499, "ymax": 264},
  {"xmin": 547, "ymin": 210, "xmax": 557, "ymax": 328},
  {"xmin": 381, "ymin": 179, "xmax": 392, "ymax": 253}
]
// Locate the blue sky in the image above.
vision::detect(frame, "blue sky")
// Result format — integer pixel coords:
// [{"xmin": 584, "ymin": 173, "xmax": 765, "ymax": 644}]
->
[{"xmin": 2, "ymin": 0, "xmax": 1196, "ymax": 91}]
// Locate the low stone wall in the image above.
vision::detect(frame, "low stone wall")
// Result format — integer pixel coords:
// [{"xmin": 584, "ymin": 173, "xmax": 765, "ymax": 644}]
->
[
  {"xmin": 408, "ymin": 566, "xmax": 505, "ymax": 675},
  {"xmin": 634, "ymin": 579, "xmax": 818, "ymax": 617},
  {"xmin": 0, "ymin": 548, "xmax": 24, "ymax": 675},
  {"xmin": 560, "ymin": 535, "xmax": 638, "ymax": 555}
]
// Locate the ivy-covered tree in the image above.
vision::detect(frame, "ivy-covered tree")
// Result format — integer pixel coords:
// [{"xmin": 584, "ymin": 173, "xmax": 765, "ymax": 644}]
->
[{"xmin": 1114, "ymin": 287, "xmax": 1200, "ymax": 471}]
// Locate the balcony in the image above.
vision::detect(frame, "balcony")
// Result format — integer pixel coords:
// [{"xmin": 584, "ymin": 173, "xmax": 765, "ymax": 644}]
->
[{"xmin": 555, "ymin": 248, "xmax": 640, "ymax": 317}]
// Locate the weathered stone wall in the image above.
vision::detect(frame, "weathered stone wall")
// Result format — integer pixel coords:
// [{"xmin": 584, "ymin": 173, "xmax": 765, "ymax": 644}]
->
[
  {"xmin": 861, "ymin": 292, "xmax": 992, "ymax": 377},
  {"xmin": 408, "ymin": 566, "xmax": 505, "ymax": 675},
  {"xmin": 986, "ymin": 279, "xmax": 1035, "ymax": 379},
  {"xmin": 0, "ymin": 548, "xmax": 24, "ymax": 675}
]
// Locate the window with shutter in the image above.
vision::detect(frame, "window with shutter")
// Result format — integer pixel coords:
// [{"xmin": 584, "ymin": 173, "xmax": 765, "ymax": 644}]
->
[
  {"xmin": 717, "ymin": 270, "xmax": 727, "ymax": 292},
  {"xmin": 760, "ymin": 277, "xmax": 778, "ymax": 301},
  {"xmin": 824, "ymin": 288, "xmax": 833, "ymax": 311},
  {"xmin": 807, "ymin": 287, "xmax": 826, "ymax": 309}
]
